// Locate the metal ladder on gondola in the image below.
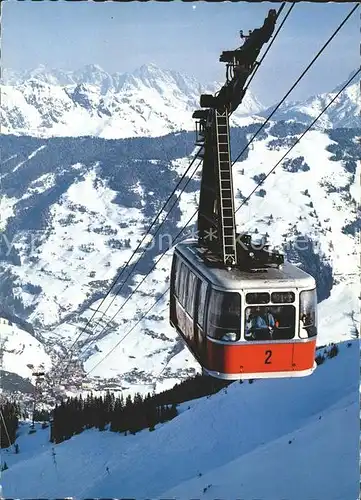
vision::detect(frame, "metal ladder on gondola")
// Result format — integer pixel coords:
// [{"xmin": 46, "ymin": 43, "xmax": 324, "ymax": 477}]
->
[{"xmin": 215, "ymin": 109, "xmax": 237, "ymax": 266}]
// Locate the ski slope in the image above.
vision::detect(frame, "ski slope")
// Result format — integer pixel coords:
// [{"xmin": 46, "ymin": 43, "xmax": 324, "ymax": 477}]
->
[{"xmin": 2, "ymin": 340, "xmax": 359, "ymax": 499}]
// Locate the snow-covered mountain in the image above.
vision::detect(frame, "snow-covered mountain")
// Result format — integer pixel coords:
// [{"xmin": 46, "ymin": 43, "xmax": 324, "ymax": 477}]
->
[
  {"xmin": 260, "ymin": 71, "xmax": 360, "ymax": 129},
  {"xmin": 2, "ymin": 65, "xmax": 358, "ymax": 140},
  {"xmin": 0, "ymin": 317, "xmax": 51, "ymax": 380},
  {"xmin": 0, "ymin": 109, "xmax": 359, "ymax": 395},
  {"xmin": 1, "ymin": 340, "xmax": 359, "ymax": 499},
  {"xmin": 0, "ymin": 63, "xmax": 263, "ymax": 139}
]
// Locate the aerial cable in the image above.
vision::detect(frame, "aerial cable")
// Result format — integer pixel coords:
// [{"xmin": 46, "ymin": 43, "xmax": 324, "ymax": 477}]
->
[
  {"xmin": 84, "ymin": 68, "xmax": 358, "ymax": 376},
  {"xmin": 70, "ymin": 4, "xmax": 292, "ymax": 363},
  {"xmin": 232, "ymin": 2, "xmax": 359, "ymax": 166},
  {"xmin": 82, "ymin": 158, "xmax": 201, "ymax": 341},
  {"xmin": 87, "ymin": 304, "xmax": 172, "ymax": 386},
  {"xmin": 54, "ymin": 149, "xmax": 203, "ymax": 378},
  {"xmin": 55, "ymin": 157, "xmax": 202, "ymax": 384},
  {"xmin": 243, "ymin": 2, "xmax": 292, "ymax": 93},
  {"xmin": 86, "ymin": 285, "xmax": 172, "ymax": 376},
  {"xmin": 0, "ymin": 408, "xmax": 13, "ymax": 451},
  {"xmin": 235, "ymin": 68, "xmax": 360, "ymax": 213},
  {"xmin": 64, "ymin": 149, "xmax": 202, "ymax": 346},
  {"xmin": 78, "ymin": 7, "xmax": 355, "ymax": 360},
  {"xmin": 80, "ymin": 210, "xmax": 198, "ymax": 362}
]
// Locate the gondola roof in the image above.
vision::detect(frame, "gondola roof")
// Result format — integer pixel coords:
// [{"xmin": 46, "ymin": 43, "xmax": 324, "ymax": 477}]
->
[{"xmin": 175, "ymin": 240, "xmax": 316, "ymax": 291}]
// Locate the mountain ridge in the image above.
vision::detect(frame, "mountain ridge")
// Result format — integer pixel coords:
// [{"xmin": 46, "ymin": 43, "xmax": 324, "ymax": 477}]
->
[
  {"xmin": 260, "ymin": 69, "xmax": 359, "ymax": 128},
  {"xmin": 1, "ymin": 64, "xmax": 358, "ymax": 139},
  {"xmin": 0, "ymin": 63, "xmax": 263, "ymax": 139}
]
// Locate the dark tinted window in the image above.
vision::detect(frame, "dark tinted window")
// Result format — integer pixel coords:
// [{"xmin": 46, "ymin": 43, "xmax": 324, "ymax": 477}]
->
[
  {"xmin": 173, "ymin": 256, "xmax": 181, "ymax": 297},
  {"xmin": 271, "ymin": 292, "xmax": 295, "ymax": 303},
  {"xmin": 186, "ymin": 271, "xmax": 197, "ymax": 317},
  {"xmin": 299, "ymin": 289, "xmax": 317, "ymax": 338},
  {"xmin": 178, "ymin": 263, "xmax": 188, "ymax": 307},
  {"xmin": 246, "ymin": 292, "xmax": 270, "ymax": 304},
  {"xmin": 207, "ymin": 290, "xmax": 241, "ymax": 341},
  {"xmin": 197, "ymin": 279, "xmax": 208, "ymax": 328},
  {"xmin": 245, "ymin": 305, "xmax": 296, "ymax": 341}
]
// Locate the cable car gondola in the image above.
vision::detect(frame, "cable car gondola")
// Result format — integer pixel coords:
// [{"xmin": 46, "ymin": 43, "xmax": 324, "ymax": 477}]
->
[
  {"xmin": 169, "ymin": 10, "xmax": 318, "ymax": 380},
  {"xmin": 170, "ymin": 240, "xmax": 317, "ymax": 380}
]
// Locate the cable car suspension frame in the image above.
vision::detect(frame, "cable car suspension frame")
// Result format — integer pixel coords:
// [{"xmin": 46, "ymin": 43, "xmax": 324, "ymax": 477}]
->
[{"xmin": 192, "ymin": 9, "xmax": 284, "ymax": 270}]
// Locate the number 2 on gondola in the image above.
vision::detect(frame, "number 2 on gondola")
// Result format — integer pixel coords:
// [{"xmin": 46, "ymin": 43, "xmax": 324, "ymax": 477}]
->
[{"xmin": 265, "ymin": 350, "xmax": 272, "ymax": 364}]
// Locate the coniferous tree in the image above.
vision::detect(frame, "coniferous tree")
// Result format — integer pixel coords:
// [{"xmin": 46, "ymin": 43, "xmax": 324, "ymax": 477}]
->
[
  {"xmin": 50, "ymin": 373, "xmax": 233, "ymax": 444},
  {"xmin": 0, "ymin": 401, "xmax": 20, "ymax": 448}
]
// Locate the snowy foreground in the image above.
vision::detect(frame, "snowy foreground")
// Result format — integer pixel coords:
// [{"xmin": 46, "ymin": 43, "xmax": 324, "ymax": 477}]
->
[{"xmin": 2, "ymin": 340, "xmax": 359, "ymax": 499}]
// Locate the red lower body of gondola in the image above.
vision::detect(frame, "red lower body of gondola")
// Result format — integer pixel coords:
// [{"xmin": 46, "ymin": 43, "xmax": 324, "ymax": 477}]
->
[{"xmin": 203, "ymin": 337, "xmax": 317, "ymax": 379}]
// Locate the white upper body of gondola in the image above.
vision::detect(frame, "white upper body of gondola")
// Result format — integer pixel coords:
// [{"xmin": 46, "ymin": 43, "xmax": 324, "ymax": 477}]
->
[{"xmin": 174, "ymin": 239, "xmax": 316, "ymax": 291}]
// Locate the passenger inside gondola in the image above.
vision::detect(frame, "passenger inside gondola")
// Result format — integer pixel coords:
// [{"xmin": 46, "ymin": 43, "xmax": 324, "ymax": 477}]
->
[
  {"xmin": 245, "ymin": 306, "xmax": 276, "ymax": 340},
  {"xmin": 245, "ymin": 304, "xmax": 296, "ymax": 341}
]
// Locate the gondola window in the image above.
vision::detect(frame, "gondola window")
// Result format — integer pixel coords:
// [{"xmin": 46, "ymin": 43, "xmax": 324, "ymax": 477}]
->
[
  {"xmin": 197, "ymin": 280, "xmax": 208, "ymax": 328},
  {"xmin": 207, "ymin": 290, "xmax": 241, "ymax": 341},
  {"xmin": 245, "ymin": 305, "xmax": 296, "ymax": 341},
  {"xmin": 186, "ymin": 271, "xmax": 197, "ymax": 317},
  {"xmin": 299, "ymin": 289, "xmax": 317, "ymax": 338}
]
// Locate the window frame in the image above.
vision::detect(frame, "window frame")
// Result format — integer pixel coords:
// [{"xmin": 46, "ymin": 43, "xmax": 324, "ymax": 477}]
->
[
  {"xmin": 173, "ymin": 254, "xmax": 181, "ymax": 298},
  {"xmin": 178, "ymin": 262, "xmax": 188, "ymax": 307},
  {"xmin": 185, "ymin": 270, "xmax": 197, "ymax": 318},
  {"xmin": 196, "ymin": 278, "xmax": 208, "ymax": 329},
  {"xmin": 246, "ymin": 292, "xmax": 270, "ymax": 304},
  {"xmin": 271, "ymin": 291, "xmax": 295, "ymax": 304},
  {"xmin": 207, "ymin": 288, "xmax": 241, "ymax": 342},
  {"xmin": 244, "ymin": 304, "xmax": 296, "ymax": 342},
  {"xmin": 299, "ymin": 288, "xmax": 317, "ymax": 339}
]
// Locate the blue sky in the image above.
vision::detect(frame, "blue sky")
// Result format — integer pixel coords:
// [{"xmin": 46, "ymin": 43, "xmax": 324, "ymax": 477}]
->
[{"xmin": 2, "ymin": 1, "xmax": 359, "ymax": 106}]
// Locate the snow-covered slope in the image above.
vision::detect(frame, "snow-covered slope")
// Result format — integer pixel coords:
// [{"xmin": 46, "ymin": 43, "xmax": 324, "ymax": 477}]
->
[
  {"xmin": 1, "ymin": 340, "xmax": 359, "ymax": 499},
  {"xmin": 0, "ymin": 64, "xmax": 263, "ymax": 139},
  {"xmin": 0, "ymin": 117, "xmax": 359, "ymax": 393},
  {"xmin": 0, "ymin": 317, "xmax": 51, "ymax": 379},
  {"xmin": 82, "ymin": 127, "xmax": 360, "ymax": 388}
]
